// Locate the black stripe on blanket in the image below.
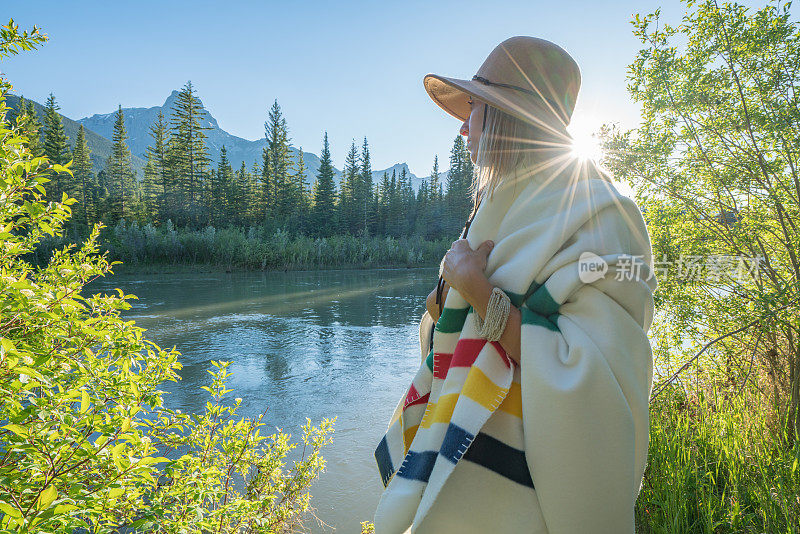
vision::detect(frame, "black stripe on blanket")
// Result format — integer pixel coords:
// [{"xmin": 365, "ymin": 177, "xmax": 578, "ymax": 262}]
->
[
  {"xmin": 462, "ymin": 432, "xmax": 535, "ymax": 489},
  {"xmin": 375, "ymin": 435, "xmax": 395, "ymax": 487},
  {"xmin": 394, "ymin": 424, "xmax": 535, "ymax": 489}
]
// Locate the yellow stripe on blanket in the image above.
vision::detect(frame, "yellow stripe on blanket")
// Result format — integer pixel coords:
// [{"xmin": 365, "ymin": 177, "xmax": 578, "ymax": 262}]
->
[
  {"xmin": 403, "ymin": 424, "xmax": 419, "ymax": 453},
  {"xmin": 420, "ymin": 393, "xmax": 459, "ymax": 428},
  {"xmin": 498, "ymin": 381, "xmax": 522, "ymax": 419},
  {"xmin": 461, "ymin": 366, "xmax": 509, "ymax": 410},
  {"xmin": 420, "ymin": 367, "xmax": 509, "ymax": 429}
]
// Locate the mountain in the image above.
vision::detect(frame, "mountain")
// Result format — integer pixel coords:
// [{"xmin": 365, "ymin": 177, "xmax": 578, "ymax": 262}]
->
[
  {"xmin": 5, "ymin": 93, "xmax": 147, "ymax": 175},
  {"xmin": 7, "ymin": 90, "xmax": 442, "ymax": 193},
  {"xmin": 78, "ymin": 90, "xmax": 430, "ymax": 193},
  {"xmin": 372, "ymin": 162, "xmax": 422, "ymax": 191}
]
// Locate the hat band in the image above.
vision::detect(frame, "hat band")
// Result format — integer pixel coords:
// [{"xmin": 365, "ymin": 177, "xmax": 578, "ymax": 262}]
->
[{"xmin": 471, "ymin": 75, "xmax": 568, "ymax": 120}]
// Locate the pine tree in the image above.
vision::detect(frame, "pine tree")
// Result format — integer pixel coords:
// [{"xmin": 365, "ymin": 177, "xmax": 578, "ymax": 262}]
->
[
  {"xmin": 446, "ymin": 135, "xmax": 474, "ymax": 236},
  {"xmin": 240, "ymin": 161, "xmax": 258, "ymax": 226},
  {"xmin": 42, "ymin": 93, "xmax": 71, "ymax": 197},
  {"xmin": 142, "ymin": 154, "xmax": 161, "ymax": 221},
  {"xmin": 259, "ymin": 146, "xmax": 271, "ymax": 222},
  {"xmin": 312, "ymin": 132, "xmax": 337, "ymax": 238},
  {"xmin": 340, "ymin": 140, "xmax": 360, "ymax": 235},
  {"xmin": 387, "ymin": 169, "xmax": 401, "ymax": 237},
  {"xmin": 210, "ymin": 145, "xmax": 232, "ymax": 225},
  {"xmin": 377, "ymin": 171, "xmax": 391, "ymax": 235},
  {"xmin": 95, "ymin": 169, "xmax": 111, "ymax": 218},
  {"xmin": 263, "ymin": 100, "xmax": 292, "ymax": 227},
  {"xmin": 415, "ymin": 178, "xmax": 431, "ymax": 237},
  {"xmin": 106, "ymin": 105, "xmax": 136, "ymax": 222},
  {"xmin": 71, "ymin": 125, "xmax": 95, "ymax": 227},
  {"xmin": 42, "ymin": 93, "xmax": 70, "ymax": 165},
  {"xmin": 358, "ymin": 137, "xmax": 374, "ymax": 237},
  {"xmin": 231, "ymin": 161, "xmax": 248, "ymax": 226},
  {"xmin": 423, "ymin": 154, "xmax": 445, "ymax": 239},
  {"xmin": 249, "ymin": 159, "xmax": 262, "ymax": 225},
  {"xmin": 399, "ymin": 167, "xmax": 416, "ymax": 235},
  {"xmin": 15, "ymin": 97, "xmax": 44, "ymax": 158},
  {"xmin": 430, "ymin": 154, "xmax": 442, "ymax": 203},
  {"xmin": 146, "ymin": 111, "xmax": 169, "ymax": 221},
  {"xmin": 288, "ymin": 147, "xmax": 309, "ymax": 234},
  {"xmin": 168, "ymin": 81, "xmax": 211, "ymax": 223}
]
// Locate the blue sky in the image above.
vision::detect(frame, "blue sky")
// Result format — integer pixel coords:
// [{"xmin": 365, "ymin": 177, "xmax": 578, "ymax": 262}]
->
[{"xmin": 3, "ymin": 0, "xmax": 774, "ymax": 177}]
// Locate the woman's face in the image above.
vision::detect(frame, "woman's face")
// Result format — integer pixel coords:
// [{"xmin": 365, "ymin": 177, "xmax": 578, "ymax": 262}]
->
[{"xmin": 460, "ymin": 95, "xmax": 484, "ymax": 164}]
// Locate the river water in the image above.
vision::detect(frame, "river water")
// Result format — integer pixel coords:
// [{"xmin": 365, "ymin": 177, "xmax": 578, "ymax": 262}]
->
[{"xmin": 92, "ymin": 268, "xmax": 436, "ymax": 533}]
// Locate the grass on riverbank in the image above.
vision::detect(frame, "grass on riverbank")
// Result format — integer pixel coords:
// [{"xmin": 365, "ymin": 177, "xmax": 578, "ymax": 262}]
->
[
  {"xmin": 34, "ymin": 220, "xmax": 452, "ymax": 272},
  {"xmin": 637, "ymin": 384, "xmax": 800, "ymax": 533}
]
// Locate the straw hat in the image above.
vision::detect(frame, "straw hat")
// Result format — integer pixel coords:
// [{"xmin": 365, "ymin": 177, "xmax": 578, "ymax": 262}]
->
[{"xmin": 423, "ymin": 36, "xmax": 581, "ymax": 134}]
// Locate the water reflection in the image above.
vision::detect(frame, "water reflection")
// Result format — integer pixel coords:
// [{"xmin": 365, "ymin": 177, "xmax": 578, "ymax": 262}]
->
[{"xmin": 89, "ymin": 267, "xmax": 437, "ymax": 533}]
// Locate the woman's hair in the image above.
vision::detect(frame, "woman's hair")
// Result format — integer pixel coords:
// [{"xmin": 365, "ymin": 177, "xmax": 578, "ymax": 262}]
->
[{"xmin": 469, "ymin": 103, "xmax": 573, "ymax": 206}]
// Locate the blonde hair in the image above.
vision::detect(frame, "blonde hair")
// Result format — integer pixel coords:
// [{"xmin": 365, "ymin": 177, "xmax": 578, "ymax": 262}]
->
[{"xmin": 468, "ymin": 103, "xmax": 573, "ymax": 207}]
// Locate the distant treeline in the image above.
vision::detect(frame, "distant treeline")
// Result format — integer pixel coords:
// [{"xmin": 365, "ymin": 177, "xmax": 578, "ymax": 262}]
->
[{"xmin": 10, "ymin": 82, "xmax": 477, "ymax": 245}]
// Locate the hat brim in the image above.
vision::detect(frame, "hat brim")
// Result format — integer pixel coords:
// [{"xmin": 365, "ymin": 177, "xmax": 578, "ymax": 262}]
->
[{"xmin": 423, "ymin": 73, "xmax": 569, "ymax": 133}]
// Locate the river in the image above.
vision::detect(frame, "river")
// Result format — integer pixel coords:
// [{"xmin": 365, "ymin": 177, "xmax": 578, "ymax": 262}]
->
[{"xmin": 91, "ymin": 268, "xmax": 436, "ymax": 533}]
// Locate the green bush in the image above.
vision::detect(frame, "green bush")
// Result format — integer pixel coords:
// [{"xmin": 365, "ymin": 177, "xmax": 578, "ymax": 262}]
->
[{"xmin": 0, "ymin": 19, "xmax": 333, "ymax": 533}]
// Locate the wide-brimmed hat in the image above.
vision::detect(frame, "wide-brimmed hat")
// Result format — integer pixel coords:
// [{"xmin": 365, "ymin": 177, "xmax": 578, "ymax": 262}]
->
[{"xmin": 423, "ymin": 36, "xmax": 581, "ymax": 135}]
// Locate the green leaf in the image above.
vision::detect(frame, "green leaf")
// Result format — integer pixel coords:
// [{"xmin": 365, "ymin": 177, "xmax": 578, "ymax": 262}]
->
[
  {"xmin": 108, "ymin": 486, "xmax": 124, "ymax": 499},
  {"xmin": 2, "ymin": 423, "xmax": 28, "ymax": 437},
  {"xmin": 80, "ymin": 389, "xmax": 89, "ymax": 414},
  {"xmin": 0, "ymin": 502, "xmax": 20, "ymax": 518},
  {"xmin": 112, "ymin": 442, "xmax": 125, "ymax": 460},
  {"xmin": 36, "ymin": 484, "xmax": 57, "ymax": 510},
  {"xmin": 53, "ymin": 503, "xmax": 77, "ymax": 514},
  {"xmin": 0, "ymin": 337, "xmax": 16, "ymax": 355}
]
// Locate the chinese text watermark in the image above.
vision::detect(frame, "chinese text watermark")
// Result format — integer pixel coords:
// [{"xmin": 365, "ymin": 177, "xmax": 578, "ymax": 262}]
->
[{"xmin": 578, "ymin": 252, "xmax": 764, "ymax": 283}]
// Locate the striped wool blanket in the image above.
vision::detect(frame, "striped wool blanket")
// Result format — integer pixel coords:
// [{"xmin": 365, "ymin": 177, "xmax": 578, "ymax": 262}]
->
[{"xmin": 373, "ymin": 157, "xmax": 658, "ymax": 533}]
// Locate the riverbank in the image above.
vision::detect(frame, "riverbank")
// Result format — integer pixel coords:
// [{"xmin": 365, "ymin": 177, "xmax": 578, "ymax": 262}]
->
[
  {"xmin": 110, "ymin": 261, "xmax": 441, "ymax": 275},
  {"xmin": 33, "ymin": 221, "xmax": 453, "ymax": 273}
]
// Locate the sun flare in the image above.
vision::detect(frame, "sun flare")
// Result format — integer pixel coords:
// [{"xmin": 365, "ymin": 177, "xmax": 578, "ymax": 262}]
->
[
  {"xmin": 566, "ymin": 112, "xmax": 605, "ymax": 162},
  {"xmin": 568, "ymin": 127, "xmax": 603, "ymax": 161}
]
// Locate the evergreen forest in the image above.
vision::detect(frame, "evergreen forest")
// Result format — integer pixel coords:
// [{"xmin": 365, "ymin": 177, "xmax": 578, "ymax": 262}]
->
[{"xmin": 9, "ymin": 83, "xmax": 477, "ymax": 270}]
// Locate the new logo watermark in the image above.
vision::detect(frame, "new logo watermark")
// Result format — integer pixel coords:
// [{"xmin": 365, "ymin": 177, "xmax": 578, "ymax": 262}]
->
[{"xmin": 578, "ymin": 251, "xmax": 608, "ymax": 283}]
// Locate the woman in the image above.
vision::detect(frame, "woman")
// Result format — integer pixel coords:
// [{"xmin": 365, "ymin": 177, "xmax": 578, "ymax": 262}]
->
[{"xmin": 373, "ymin": 36, "xmax": 658, "ymax": 533}]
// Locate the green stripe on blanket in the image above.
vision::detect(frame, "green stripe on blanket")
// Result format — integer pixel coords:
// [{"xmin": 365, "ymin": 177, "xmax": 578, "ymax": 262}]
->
[{"xmin": 435, "ymin": 306, "xmax": 470, "ymax": 333}]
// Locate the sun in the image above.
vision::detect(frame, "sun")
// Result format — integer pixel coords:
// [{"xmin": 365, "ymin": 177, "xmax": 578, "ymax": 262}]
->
[
  {"xmin": 568, "ymin": 126, "xmax": 604, "ymax": 161},
  {"xmin": 567, "ymin": 114, "xmax": 604, "ymax": 162}
]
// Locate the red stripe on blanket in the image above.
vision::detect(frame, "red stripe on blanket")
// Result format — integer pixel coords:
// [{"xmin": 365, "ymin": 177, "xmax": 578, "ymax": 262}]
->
[
  {"xmin": 447, "ymin": 338, "xmax": 513, "ymax": 370},
  {"xmin": 451, "ymin": 338, "xmax": 487, "ymax": 368},
  {"xmin": 405, "ymin": 391, "xmax": 430, "ymax": 408},
  {"xmin": 433, "ymin": 352, "xmax": 453, "ymax": 379},
  {"xmin": 404, "ymin": 384, "xmax": 420, "ymax": 407},
  {"xmin": 489, "ymin": 340, "xmax": 514, "ymax": 368}
]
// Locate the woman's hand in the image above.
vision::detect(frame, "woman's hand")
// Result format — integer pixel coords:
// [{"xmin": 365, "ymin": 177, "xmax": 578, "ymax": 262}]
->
[
  {"xmin": 426, "ymin": 281, "xmax": 449, "ymax": 323},
  {"xmin": 439, "ymin": 238, "xmax": 494, "ymax": 296}
]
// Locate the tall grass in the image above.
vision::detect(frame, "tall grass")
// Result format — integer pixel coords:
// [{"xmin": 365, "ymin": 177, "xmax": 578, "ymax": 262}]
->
[{"xmin": 638, "ymin": 382, "xmax": 800, "ymax": 533}]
